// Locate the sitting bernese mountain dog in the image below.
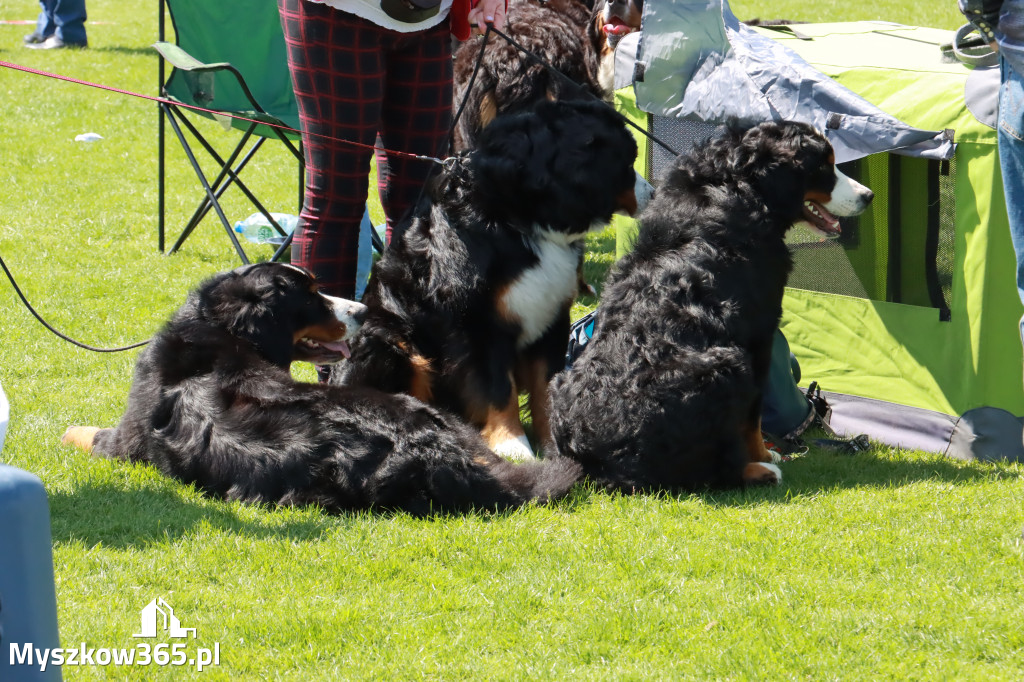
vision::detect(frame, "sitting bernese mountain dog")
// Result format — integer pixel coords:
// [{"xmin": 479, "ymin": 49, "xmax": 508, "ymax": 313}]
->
[
  {"xmin": 335, "ymin": 100, "xmax": 643, "ymax": 462},
  {"xmin": 548, "ymin": 121, "xmax": 874, "ymax": 493},
  {"xmin": 62, "ymin": 263, "xmax": 580, "ymax": 515},
  {"xmin": 451, "ymin": 0, "xmax": 643, "ymax": 152},
  {"xmin": 591, "ymin": 0, "xmax": 645, "ymax": 96}
]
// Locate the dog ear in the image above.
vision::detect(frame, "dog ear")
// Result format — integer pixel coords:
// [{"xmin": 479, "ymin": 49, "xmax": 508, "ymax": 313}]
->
[
  {"xmin": 197, "ymin": 267, "xmax": 296, "ymax": 367},
  {"xmin": 730, "ymin": 123, "xmax": 797, "ymax": 174}
]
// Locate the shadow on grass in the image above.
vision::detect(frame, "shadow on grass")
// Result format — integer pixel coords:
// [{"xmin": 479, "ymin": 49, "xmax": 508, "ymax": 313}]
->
[
  {"xmin": 47, "ymin": 468, "xmax": 580, "ymax": 549},
  {"xmin": 699, "ymin": 443, "xmax": 1021, "ymax": 507},
  {"xmin": 93, "ymin": 46, "xmax": 159, "ymax": 58},
  {"xmin": 47, "ymin": 480, "xmax": 337, "ymax": 550},
  {"xmin": 46, "ymin": 441, "xmax": 1020, "ymax": 550},
  {"xmin": 563, "ymin": 441, "xmax": 1021, "ymax": 510}
]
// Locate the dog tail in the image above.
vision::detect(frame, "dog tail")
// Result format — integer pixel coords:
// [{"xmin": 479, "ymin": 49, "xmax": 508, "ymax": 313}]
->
[{"xmin": 487, "ymin": 454, "xmax": 583, "ymax": 508}]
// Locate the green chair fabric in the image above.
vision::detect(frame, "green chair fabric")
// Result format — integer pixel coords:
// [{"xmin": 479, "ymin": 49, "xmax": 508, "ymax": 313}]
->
[{"xmin": 156, "ymin": 0, "xmax": 302, "ymax": 264}]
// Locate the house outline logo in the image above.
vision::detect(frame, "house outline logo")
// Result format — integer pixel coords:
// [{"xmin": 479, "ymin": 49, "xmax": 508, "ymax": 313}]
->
[{"xmin": 133, "ymin": 597, "xmax": 197, "ymax": 639}]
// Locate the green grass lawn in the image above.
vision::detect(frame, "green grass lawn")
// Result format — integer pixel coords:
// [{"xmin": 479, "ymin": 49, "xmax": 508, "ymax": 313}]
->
[{"xmin": 2, "ymin": 1, "xmax": 1023, "ymax": 679}]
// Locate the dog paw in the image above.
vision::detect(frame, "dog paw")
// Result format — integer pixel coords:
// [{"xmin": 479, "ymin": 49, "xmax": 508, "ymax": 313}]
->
[
  {"xmin": 61, "ymin": 426, "xmax": 99, "ymax": 452},
  {"xmin": 492, "ymin": 435, "xmax": 536, "ymax": 462},
  {"xmin": 743, "ymin": 461, "xmax": 782, "ymax": 486}
]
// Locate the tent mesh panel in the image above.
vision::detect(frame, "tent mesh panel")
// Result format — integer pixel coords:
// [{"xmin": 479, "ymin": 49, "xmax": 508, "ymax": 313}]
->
[{"xmin": 646, "ymin": 116, "xmax": 956, "ymax": 318}]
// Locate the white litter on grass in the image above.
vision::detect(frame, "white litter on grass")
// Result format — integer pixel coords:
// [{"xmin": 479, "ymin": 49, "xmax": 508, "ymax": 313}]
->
[{"xmin": 74, "ymin": 133, "xmax": 103, "ymax": 142}]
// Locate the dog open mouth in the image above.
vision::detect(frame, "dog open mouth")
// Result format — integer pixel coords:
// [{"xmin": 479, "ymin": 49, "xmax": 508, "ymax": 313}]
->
[
  {"xmin": 602, "ymin": 17, "xmax": 637, "ymax": 36},
  {"xmin": 295, "ymin": 337, "xmax": 352, "ymax": 364},
  {"xmin": 802, "ymin": 199, "xmax": 842, "ymax": 237}
]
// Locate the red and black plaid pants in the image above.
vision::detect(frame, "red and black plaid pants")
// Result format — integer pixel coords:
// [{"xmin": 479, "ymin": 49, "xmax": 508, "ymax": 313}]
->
[{"xmin": 278, "ymin": 0, "xmax": 453, "ymax": 298}]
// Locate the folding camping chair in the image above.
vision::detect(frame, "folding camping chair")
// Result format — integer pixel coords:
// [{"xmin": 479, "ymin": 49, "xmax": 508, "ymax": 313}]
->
[{"xmin": 156, "ymin": 0, "xmax": 303, "ymax": 264}]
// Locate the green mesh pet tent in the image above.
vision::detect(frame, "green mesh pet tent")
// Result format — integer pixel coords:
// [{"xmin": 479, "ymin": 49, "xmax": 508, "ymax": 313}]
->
[{"xmin": 611, "ymin": 1, "xmax": 1024, "ymax": 460}]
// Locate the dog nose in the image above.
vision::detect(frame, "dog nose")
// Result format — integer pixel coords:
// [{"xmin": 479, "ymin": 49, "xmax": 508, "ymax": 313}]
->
[
  {"xmin": 323, "ymin": 294, "xmax": 368, "ymax": 326},
  {"xmin": 634, "ymin": 172, "xmax": 655, "ymax": 212}
]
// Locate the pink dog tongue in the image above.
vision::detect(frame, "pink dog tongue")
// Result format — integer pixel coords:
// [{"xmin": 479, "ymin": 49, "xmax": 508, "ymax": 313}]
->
[
  {"xmin": 319, "ymin": 340, "xmax": 352, "ymax": 359},
  {"xmin": 603, "ymin": 23, "xmax": 632, "ymax": 36},
  {"xmin": 803, "ymin": 200, "xmax": 841, "ymax": 235}
]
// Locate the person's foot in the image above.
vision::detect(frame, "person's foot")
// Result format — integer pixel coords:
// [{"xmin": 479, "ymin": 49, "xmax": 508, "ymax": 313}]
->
[
  {"xmin": 23, "ymin": 31, "xmax": 49, "ymax": 44},
  {"xmin": 25, "ymin": 36, "xmax": 87, "ymax": 50}
]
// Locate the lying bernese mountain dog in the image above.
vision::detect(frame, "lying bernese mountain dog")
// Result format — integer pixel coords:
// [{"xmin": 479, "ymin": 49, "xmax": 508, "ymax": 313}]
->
[
  {"xmin": 335, "ymin": 100, "xmax": 642, "ymax": 462},
  {"xmin": 61, "ymin": 263, "xmax": 580, "ymax": 515},
  {"xmin": 451, "ymin": 0, "xmax": 643, "ymax": 152},
  {"xmin": 548, "ymin": 121, "xmax": 874, "ymax": 492}
]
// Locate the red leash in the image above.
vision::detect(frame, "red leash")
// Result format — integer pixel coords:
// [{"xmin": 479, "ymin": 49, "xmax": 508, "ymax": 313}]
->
[{"xmin": 0, "ymin": 58, "xmax": 445, "ymax": 165}]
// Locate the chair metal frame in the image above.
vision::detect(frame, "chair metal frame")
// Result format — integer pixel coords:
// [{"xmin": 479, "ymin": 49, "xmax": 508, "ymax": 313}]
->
[{"xmin": 156, "ymin": 0, "xmax": 303, "ymax": 264}]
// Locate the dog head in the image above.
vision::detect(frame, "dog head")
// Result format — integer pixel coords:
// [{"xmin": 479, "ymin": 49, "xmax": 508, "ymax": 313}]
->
[
  {"xmin": 194, "ymin": 263, "xmax": 367, "ymax": 367},
  {"xmin": 468, "ymin": 99, "xmax": 640, "ymax": 234},
  {"xmin": 590, "ymin": 0, "xmax": 644, "ymax": 50},
  {"xmin": 724, "ymin": 121, "xmax": 874, "ymax": 237}
]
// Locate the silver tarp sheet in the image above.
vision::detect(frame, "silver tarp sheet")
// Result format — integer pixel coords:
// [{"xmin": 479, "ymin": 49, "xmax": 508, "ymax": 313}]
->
[{"xmin": 630, "ymin": 0, "xmax": 955, "ymax": 162}]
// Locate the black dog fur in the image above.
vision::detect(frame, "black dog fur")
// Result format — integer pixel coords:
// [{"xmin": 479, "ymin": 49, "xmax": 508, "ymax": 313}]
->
[
  {"xmin": 548, "ymin": 121, "xmax": 873, "ymax": 493},
  {"xmin": 63, "ymin": 263, "xmax": 580, "ymax": 515},
  {"xmin": 336, "ymin": 100, "xmax": 640, "ymax": 461},
  {"xmin": 452, "ymin": 0, "xmax": 602, "ymax": 152}
]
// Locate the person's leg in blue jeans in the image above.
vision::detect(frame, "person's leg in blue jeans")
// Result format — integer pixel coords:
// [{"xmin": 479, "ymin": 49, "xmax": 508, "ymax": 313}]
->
[
  {"xmin": 998, "ymin": 57, "xmax": 1024, "ymax": 383},
  {"xmin": 31, "ymin": 0, "xmax": 58, "ymax": 40},
  {"xmin": 27, "ymin": 0, "xmax": 87, "ymax": 47}
]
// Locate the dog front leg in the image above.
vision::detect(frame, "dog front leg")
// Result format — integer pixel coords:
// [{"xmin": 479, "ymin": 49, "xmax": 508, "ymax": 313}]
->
[
  {"xmin": 480, "ymin": 388, "xmax": 535, "ymax": 462},
  {"xmin": 518, "ymin": 356, "xmax": 552, "ymax": 453}
]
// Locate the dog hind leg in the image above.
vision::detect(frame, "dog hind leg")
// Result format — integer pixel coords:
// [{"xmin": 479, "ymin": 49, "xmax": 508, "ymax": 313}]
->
[
  {"xmin": 742, "ymin": 417, "xmax": 782, "ymax": 485},
  {"xmin": 61, "ymin": 426, "xmax": 100, "ymax": 451}
]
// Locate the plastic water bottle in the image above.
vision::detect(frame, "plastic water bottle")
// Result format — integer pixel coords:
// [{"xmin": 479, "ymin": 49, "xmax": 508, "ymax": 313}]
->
[{"xmin": 233, "ymin": 213, "xmax": 298, "ymax": 245}]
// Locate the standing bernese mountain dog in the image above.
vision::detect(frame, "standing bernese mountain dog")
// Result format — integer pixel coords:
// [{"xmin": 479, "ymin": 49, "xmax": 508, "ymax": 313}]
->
[
  {"xmin": 335, "ymin": 99, "xmax": 644, "ymax": 462},
  {"xmin": 62, "ymin": 263, "xmax": 580, "ymax": 515},
  {"xmin": 548, "ymin": 121, "xmax": 874, "ymax": 493},
  {"xmin": 451, "ymin": 0, "xmax": 643, "ymax": 152}
]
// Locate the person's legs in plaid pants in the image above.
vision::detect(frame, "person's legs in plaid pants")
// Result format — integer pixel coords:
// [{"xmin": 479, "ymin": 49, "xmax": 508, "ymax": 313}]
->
[{"xmin": 279, "ymin": 0, "xmax": 453, "ymax": 299}]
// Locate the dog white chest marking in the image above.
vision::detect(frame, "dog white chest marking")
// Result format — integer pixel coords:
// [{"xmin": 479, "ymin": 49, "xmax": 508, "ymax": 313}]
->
[
  {"xmin": 502, "ymin": 230, "xmax": 582, "ymax": 348},
  {"xmin": 597, "ymin": 54, "xmax": 616, "ymax": 99}
]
